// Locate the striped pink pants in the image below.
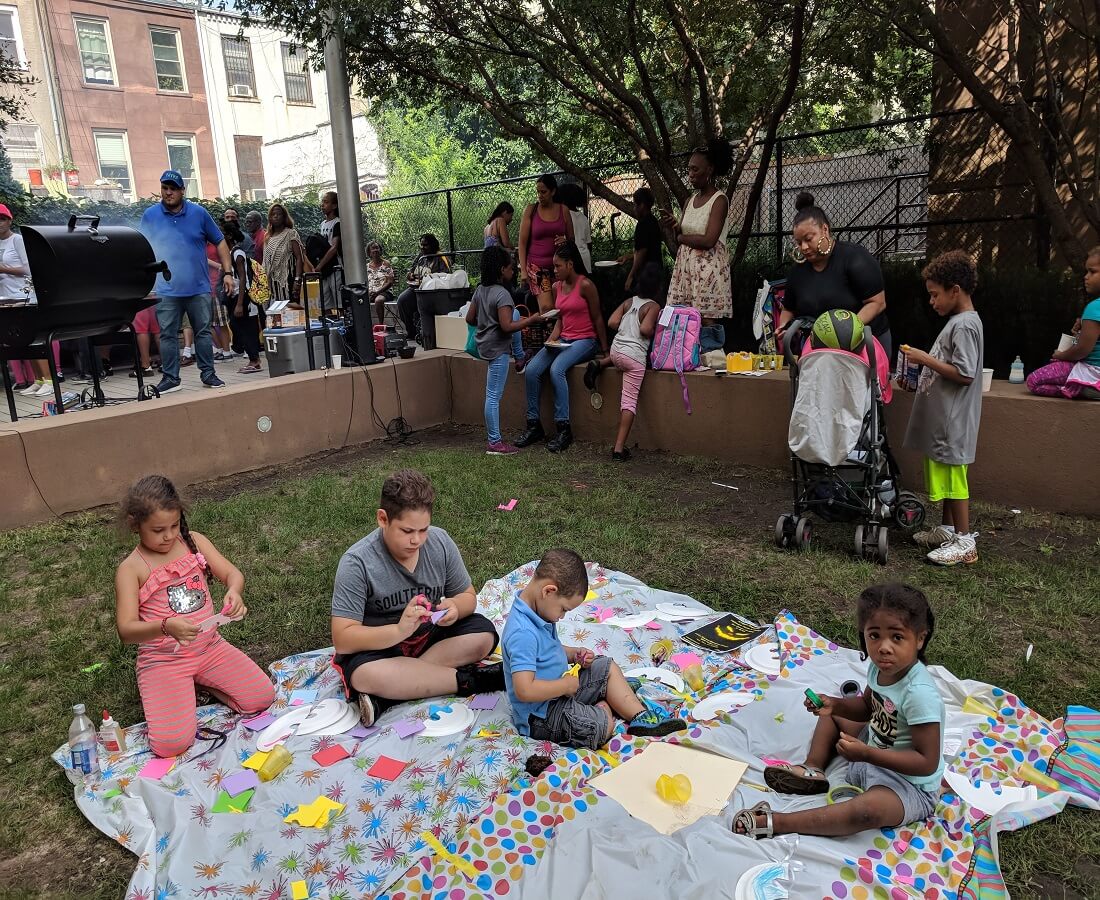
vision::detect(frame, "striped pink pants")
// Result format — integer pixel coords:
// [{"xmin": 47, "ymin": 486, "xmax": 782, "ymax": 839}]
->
[{"xmin": 137, "ymin": 636, "xmax": 274, "ymax": 758}]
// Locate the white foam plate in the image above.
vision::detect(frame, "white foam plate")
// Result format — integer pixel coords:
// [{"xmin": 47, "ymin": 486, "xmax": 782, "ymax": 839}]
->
[
  {"xmin": 742, "ymin": 643, "xmax": 781, "ymax": 676},
  {"xmin": 624, "ymin": 667, "xmax": 685, "ymax": 692},
  {"xmin": 690, "ymin": 692, "xmax": 756, "ymax": 721},
  {"xmin": 605, "ymin": 612, "xmax": 656, "ymax": 629},
  {"xmin": 654, "ymin": 602, "xmax": 710, "ymax": 621},
  {"xmin": 735, "ymin": 863, "xmax": 787, "ymax": 900},
  {"xmin": 594, "ymin": 260, "xmax": 619, "ymax": 268},
  {"xmin": 421, "ymin": 703, "xmax": 476, "ymax": 737},
  {"xmin": 256, "ymin": 705, "xmax": 316, "ymax": 751},
  {"xmin": 540, "ymin": 308, "xmax": 560, "ymax": 319},
  {"xmin": 296, "ymin": 699, "xmax": 355, "ymax": 736},
  {"xmin": 313, "ymin": 703, "xmax": 360, "ymax": 737}
]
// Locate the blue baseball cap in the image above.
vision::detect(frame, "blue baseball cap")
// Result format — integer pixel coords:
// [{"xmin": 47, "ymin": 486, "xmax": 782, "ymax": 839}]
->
[{"xmin": 159, "ymin": 170, "xmax": 185, "ymax": 189}]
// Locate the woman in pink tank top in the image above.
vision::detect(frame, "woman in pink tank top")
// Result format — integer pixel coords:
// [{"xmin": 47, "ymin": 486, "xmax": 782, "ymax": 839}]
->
[
  {"xmin": 115, "ymin": 476, "xmax": 274, "ymax": 758},
  {"xmin": 518, "ymin": 174, "xmax": 574, "ymax": 312},
  {"xmin": 514, "ymin": 241, "xmax": 608, "ymax": 453}
]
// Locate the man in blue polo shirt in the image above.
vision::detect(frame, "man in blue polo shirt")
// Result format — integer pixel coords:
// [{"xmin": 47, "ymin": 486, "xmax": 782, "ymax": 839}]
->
[{"xmin": 139, "ymin": 170, "xmax": 232, "ymax": 392}]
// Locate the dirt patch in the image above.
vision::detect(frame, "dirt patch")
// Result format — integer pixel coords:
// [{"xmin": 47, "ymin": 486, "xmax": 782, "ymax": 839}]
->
[{"xmin": 0, "ymin": 828, "xmax": 131, "ymax": 897}]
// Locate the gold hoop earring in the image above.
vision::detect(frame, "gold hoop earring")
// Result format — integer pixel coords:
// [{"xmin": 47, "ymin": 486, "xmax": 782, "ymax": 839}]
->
[
  {"xmin": 817, "ymin": 234, "xmax": 834, "ymax": 256},
  {"xmin": 790, "ymin": 246, "xmax": 806, "ymax": 264}
]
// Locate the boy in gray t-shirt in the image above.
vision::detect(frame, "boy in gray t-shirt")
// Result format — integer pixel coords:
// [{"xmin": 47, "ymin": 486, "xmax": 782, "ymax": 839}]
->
[
  {"xmin": 901, "ymin": 251, "xmax": 984, "ymax": 567},
  {"xmin": 331, "ymin": 469, "xmax": 502, "ymax": 725}
]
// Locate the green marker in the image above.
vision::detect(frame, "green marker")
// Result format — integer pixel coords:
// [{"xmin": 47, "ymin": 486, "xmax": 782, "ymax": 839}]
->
[{"xmin": 804, "ymin": 688, "xmax": 824, "ymax": 709}]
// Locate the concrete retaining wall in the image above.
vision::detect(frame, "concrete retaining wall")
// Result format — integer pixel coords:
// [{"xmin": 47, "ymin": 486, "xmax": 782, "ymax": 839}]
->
[{"xmin": 1, "ymin": 351, "xmax": 1096, "ymax": 530}]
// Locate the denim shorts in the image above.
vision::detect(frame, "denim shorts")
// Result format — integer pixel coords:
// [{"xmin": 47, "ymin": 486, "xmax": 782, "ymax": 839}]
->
[
  {"xmin": 528, "ymin": 655, "xmax": 613, "ymax": 749},
  {"xmin": 846, "ymin": 726, "xmax": 939, "ymax": 825}
]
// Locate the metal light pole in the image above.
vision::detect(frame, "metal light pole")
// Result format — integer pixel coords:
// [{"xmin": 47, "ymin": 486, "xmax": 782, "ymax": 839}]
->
[{"xmin": 324, "ymin": 13, "xmax": 366, "ymax": 282}]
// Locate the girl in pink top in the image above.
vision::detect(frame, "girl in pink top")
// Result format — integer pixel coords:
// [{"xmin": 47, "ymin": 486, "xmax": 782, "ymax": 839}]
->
[
  {"xmin": 115, "ymin": 475, "xmax": 274, "ymax": 758},
  {"xmin": 518, "ymin": 174, "xmax": 574, "ymax": 312},
  {"xmin": 515, "ymin": 242, "xmax": 608, "ymax": 453}
]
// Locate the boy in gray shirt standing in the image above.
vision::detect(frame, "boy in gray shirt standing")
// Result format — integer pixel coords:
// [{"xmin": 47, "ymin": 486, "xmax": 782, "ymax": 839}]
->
[
  {"xmin": 331, "ymin": 469, "xmax": 503, "ymax": 725},
  {"xmin": 901, "ymin": 251, "xmax": 984, "ymax": 566}
]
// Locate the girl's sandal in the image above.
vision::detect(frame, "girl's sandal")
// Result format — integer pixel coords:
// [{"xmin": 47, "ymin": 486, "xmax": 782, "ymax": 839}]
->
[
  {"xmin": 764, "ymin": 762, "xmax": 829, "ymax": 795},
  {"xmin": 732, "ymin": 801, "xmax": 773, "ymax": 839}
]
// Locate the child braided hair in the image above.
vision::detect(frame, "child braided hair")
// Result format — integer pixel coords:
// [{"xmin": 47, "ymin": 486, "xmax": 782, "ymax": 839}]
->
[
  {"xmin": 121, "ymin": 474, "xmax": 214, "ymax": 580},
  {"xmin": 856, "ymin": 582, "xmax": 935, "ymax": 663}
]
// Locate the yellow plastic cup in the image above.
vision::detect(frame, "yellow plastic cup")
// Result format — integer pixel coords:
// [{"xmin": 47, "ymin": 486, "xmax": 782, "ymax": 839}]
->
[
  {"xmin": 257, "ymin": 744, "xmax": 292, "ymax": 782},
  {"xmin": 656, "ymin": 773, "xmax": 692, "ymax": 804},
  {"xmin": 682, "ymin": 664, "xmax": 705, "ymax": 693}
]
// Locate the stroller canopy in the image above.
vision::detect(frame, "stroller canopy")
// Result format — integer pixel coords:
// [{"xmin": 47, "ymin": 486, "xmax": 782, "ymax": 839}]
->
[{"xmin": 788, "ymin": 341, "xmax": 890, "ymax": 466}]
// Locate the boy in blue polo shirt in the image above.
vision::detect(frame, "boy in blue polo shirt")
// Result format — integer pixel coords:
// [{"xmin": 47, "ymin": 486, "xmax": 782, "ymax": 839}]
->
[{"xmin": 502, "ymin": 548, "xmax": 685, "ymax": 749}]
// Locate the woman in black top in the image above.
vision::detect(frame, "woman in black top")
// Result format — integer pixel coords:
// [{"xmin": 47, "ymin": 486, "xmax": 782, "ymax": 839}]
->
[{"xmin": 778, "ymin": 192, "xmax": 891, "ymax": 359}]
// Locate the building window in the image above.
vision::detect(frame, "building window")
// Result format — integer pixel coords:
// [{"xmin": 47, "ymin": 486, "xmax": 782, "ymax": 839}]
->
[
  {"xmin": 233, "ymin": 135, "xmax": 265, "ymax": 201},
  {"xmin": 74, "ymin": 17, "xmax": 116, "ymax": 86},
  {"xmin": 150, "ymin": 28, "xmax": 186, "ymax": 93},
  {"xmin": 280, "ymin": 43, "xmax": 312, "ymax": 105},
  {"xmin": 221, "ymin": 34, "xmax": 255, "ymax": 98},
  {"xmin": 0, "ymin": 6, "xmax": 27, "ymax": 68},
  {"xmin": 92, "ymin": 130, "xmax": 133, "ymax": 197},
  {"xmin": 2, "ymin": 123, "xmax": 42, "ymax": 186},
  {"xmin": 165, "ymin": 133, "xmax": 200, "ymax": 195}
]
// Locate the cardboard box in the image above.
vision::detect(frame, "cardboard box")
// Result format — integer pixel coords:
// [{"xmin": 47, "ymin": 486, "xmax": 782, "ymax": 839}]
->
[{"xmin": 435, "ymin": 314, "xmax": 468, "ymax": 352}]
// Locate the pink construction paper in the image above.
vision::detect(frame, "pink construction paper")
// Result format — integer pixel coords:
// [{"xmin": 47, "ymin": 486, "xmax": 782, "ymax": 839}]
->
[
  {"xmin": 496, "ymin": 499, "xmax": 518, "ymax": 511},
  {"xmin": 587, "ymin": 606, "xmax": 615, "ymax": 623},
  {"xmin": 430, "ymin": 609, "xmax": 447, "ymax": 624},
  {"xmin": 221, "ymin": 769, "xmax": 259, "ymax": 797},
  {"xmin": 670, "ymin": 652, "xmax": 703, "ymax": 670},
  {"xmin": 468, "ymin": 693, "xmax": 499, "ymax": 711},
  {"xmin": 242, "ymin": 712, "xmax": 275, "ymax": 731},
  {"xmin": 644, "ymin": 621, "xmax": 662, "ymax": 630},
  {"xmin": 394, "ymin": 719, "xmax": 425, "ymax": 739},
  {"xmin": 138, "ymin": 757, "xmax": 176, "ymax": 780}
]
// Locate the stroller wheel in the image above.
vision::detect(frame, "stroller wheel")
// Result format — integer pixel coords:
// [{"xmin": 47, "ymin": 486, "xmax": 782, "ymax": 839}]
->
[
  {"xmin": 855, "ymin": 525, "xmax": 867, "ymax": 559},
  {"xmin": 894, "ymin": 493, "xmax": 926, "ymax": 530},
  {"xmin": 876, "ymin": 526, "xmax": 889, "ymax": 565},
  {"xmin": 794, "ymin": 517, "xmax": 813, "ymax": 551},
  {"xmin": 775, "ymin": 515, "xmax": 796, "ymax": 549}
]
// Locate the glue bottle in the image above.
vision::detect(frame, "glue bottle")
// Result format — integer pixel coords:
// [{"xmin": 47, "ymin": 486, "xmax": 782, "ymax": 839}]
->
[
  {"xmin": 99, "ymin": 709, "xmax": 127, "ymax": 753},
  {"xmin": 67, "ymin": 703, "xmax": 101, "ymax": 783}
]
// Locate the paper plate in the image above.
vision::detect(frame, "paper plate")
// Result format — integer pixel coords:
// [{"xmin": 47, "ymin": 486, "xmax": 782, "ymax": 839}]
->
[
  {"xmin": 313, "ymin": 703, "xmax": 361, "ymax": 737},
  {"xmin": 420, "ymin": 703, "xmax": 476, "ymax": 737},
  {"xmin": 624, "ymin": 667, "xmax": 685, "ymax": 692},
  {"xmin": 734, "ymin": 863, "xmax": 787, "ymax": 900},
  {"xmin": 654, "ymin": 602, "xmax": 710, "ymax": 621},
  {"xmin": 594, "ymin": 260, "xmax": 619, "ymax": 268},
  {"xmin": 541, "ymin": 308, "xmax": 561, "ymax": 319},
  {"xmin": 256, "ymin": 705, "xmax": 316, "ymax": 751},
  {"xmin": 690, "ymin": 692, "xmax": 756, "ymax": 721},
  {"xmin": 742, "ymin": 643, "xmax": 781, "ymax": 676},
  {"xmin": 296, "ymin": 699, "xmax": 356, "ymax": 736},
  {"xmin": 605, "ymin": 612, "xmax": 656, "ymax": 629},
  {"xmin": 589, "ymin": 391, "xmax": 604, "ymax": 409}
]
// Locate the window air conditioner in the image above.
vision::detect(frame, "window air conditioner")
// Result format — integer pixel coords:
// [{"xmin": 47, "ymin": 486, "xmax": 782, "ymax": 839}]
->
[{"xmin": 230, "ymin": 84, "xmax": 253, "ymax": 98}]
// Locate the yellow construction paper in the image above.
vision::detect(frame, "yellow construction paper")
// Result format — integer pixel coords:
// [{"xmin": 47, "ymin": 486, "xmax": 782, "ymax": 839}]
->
[
  {"xmin": 589, "ymin": 742, "xmax": 747, "ymax": 835},
  {"xmin": 585, "ymin": 590, "xmax": 598, "ymax": 601},
  {"xmin": 420, "ymin": 830, "xmax": 479, "ymax": 880},
  {"xmin": 242, "ymin": 750, "xmax": 270, "ymax": 771},
  {"xmin": 563, "ymin": 663, "xmax": 580, "ymax": 677},
  {"xmin": 284, "ymin": 796, "xmax": 346, "ymax": 828},
  {"xmin": 595, "ymin": 750, "xmax": 620, "ymax": 769},
  {"xmin": 291, "ymin": 880, "xmax": 309, "ymax": 900}
]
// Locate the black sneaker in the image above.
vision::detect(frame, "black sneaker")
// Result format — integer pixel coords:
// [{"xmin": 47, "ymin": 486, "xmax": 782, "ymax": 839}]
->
[
  {"xmin": 154, "ymin": 376, "xmax": 182, "ymax": 394},
  {"xmin": 202, "ymin": 375, "xmax": 226, "ymax": 388},
  {"xmin": 583, "ymin": 360, "xmax": 601, "ymax": 390},
  {"xmin": 514, "ymin": 419, "xmax": 546, "ymax": 448},
  {"xmin": 612, "ymin": 448, "xmax": 632, "ymax": 462},
  {"xmin": 626, "ymin": 709, "xmax": 688, "ymax": 738},
  {"xmin": 456, "ymin": 662, "xmax": 504, "ymax": 696}
]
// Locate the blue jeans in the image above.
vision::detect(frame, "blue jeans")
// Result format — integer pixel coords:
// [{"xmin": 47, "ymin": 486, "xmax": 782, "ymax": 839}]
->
[
  {"xmin": 156, "ymin": 293, "xmax": 216, "ymax": 382},
  {"xmin": 484, "ymin": 353, "xmax": 510, "ymax": 444},
  {"xmin": 511, "ymin": 310, "xmax": 524, "ymax": 361},
  {"xmin": 524, "ymin": 337, "xmax": 598, "ymax": 423}
]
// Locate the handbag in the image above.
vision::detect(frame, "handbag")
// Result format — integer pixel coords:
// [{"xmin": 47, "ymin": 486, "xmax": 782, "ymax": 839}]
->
[
  {"xmin": 465, "ymin": 297, "xmax": 481, "ymax": 358},
  {"xmin": 516, "ymin": 303, "xmax": 551, "ymax": 354}
]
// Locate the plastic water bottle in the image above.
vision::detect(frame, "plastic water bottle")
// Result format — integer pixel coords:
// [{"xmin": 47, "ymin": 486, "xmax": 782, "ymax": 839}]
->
[
  {"xmin": 67, "ymin": 703, "xmax": 100, "ymax": 783},
  {"xmin": 1009, "ymin": 356, "xmax": 1025, "ymax": 384}
]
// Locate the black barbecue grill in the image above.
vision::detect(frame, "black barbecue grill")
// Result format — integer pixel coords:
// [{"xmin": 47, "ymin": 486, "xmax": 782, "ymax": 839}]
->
[{"xmin": 0, "ymin": 215, "xmax": 169, "ymax": 421}]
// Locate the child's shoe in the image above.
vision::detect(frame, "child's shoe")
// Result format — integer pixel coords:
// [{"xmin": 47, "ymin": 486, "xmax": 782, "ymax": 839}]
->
[
  {"xmin": 626, "ymin": 709, "xmax": 687, "ymax": 738},
  {"xmin": 913, "ymin": 524, "xmax": 954, "ymax": 549},
  {"xmin": 583, "ymin": 360, "xmax": 601, "ymax": 390},
  {"xmin": 927, "ymin": 533, "xmax": 978, "ymax": 566}
]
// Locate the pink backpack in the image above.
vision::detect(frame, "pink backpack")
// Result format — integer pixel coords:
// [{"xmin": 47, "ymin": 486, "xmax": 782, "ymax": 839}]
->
[{"xmin": 649, "ymin": 305, "xmax": 702, "ymax": 413}]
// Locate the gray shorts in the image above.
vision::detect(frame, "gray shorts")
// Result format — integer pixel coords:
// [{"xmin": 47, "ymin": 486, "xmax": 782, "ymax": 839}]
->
[
  {"xmin": 846, "ymin": 726, "xmax": 938, "ymax": 825},
  {"xmin": 528, "ymin": 655, "xmax": 613, "ymax": 749}
]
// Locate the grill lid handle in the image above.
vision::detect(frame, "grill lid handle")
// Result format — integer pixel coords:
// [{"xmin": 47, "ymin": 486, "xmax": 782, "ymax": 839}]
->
[
  {"xmin": 145, "ymin": 260, "xmax": 172, "ymax": 283},
  {"xmin": 67, "ymin": 214, "xmax": 102, "ymax": 232}
]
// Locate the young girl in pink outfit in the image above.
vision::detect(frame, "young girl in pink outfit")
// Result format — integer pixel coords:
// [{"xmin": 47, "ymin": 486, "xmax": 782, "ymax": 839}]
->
[{"xmin": 115, "ymin": 475, "xmax": 275, "ymax": 758}]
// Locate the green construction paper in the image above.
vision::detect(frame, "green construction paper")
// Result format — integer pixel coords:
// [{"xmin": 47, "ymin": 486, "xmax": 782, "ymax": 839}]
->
[
  {"xmin": 101, "ymin": 788, "xmax": 122, "ymax": 799},
  {"xmin": 212, "ymin": 788, "xmax": 255, "ymax": 813}
]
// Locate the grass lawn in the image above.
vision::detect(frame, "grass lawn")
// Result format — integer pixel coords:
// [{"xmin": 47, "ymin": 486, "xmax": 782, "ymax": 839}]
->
[{"xmin": 0, "ymin": 425, "xmax": 1097, "ymax": 898}]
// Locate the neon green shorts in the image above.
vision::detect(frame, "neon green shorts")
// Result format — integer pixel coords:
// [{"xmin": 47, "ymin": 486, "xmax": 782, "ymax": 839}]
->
[{"xmin": 923, "ymin": 458, "xmax": 969, "ymax": 502}]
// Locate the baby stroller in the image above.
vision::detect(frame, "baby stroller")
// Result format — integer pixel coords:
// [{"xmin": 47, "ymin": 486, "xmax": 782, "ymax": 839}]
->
[{"xmin": 775, "ymin": 317, "xmax": 925, "ymax": 564}]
